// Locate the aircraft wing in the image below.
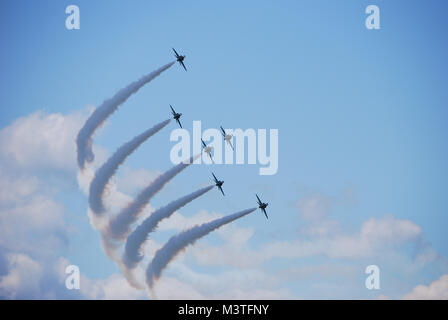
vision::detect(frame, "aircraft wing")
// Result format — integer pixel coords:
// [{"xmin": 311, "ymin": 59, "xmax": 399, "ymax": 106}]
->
[
  {"xmin": 262, "ymin": 208, "xmax": 268, "ymax": 219},
  {"xmin": 219, "ymin": 186, "xmax": 225, "ymax": 196},
  {"xmin": 256, "ymin": 194, "xmax": 262, "ymax": 205},
  {"xmin": 220, "ymin": 126, "xmax": 226, "ymax": 137},
  {"xmin": 180, "ymin": 60, "xmax": 187, "ymax": 71},
  {"xmin": 170, "ymin": 105, "xmax": 175, "ymax": 114},
  {"xmin": 176, "ymin": 118, "xmax": 182, "ymax": 128},
  {"xmin": 227, "ymin": 140, "xmax": 234, "ymax": 151},
  {"xmin": 201, "ymin": 140, "xmax": 206, "ymax": 148},
  {"xmin": 172, "ymin": 48, "xmax": 179, "ymax": 58},
  {"xmin": 212, "ymin": 172, "xmax": 218, "ymax": 183}
]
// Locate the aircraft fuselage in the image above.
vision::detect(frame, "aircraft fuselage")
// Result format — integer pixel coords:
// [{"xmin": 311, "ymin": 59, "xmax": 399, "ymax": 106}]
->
[
  {"xmin": 204, "ymin": 146, "xmax": 212, "ymax": 154},
  {"xmin": 259, "ymin": 203, "xmax": 268, "ymax": 210}
]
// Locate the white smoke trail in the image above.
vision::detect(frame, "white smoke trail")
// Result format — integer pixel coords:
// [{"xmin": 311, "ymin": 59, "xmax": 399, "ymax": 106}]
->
[
  {"xmin": 97, "ymin": 233, "xmax": 146, "ymax": 290},
  {"xmin": 88, "ymin": 119, "xmax": 171, "ymax": 214},
  {"xmin": 123, "ymin": 185, "xmax": 214, "ymax": 269},
  {"xmin": 145, "ymin": 207, "xmax": 257, "ymax": 288},
  {"xmin": 76, "ymin": 61, "xmax": 175, "ymax": 170},
  {"xmin": 106, "ymin": 154, "xmax": 201, "ymax": 240}
]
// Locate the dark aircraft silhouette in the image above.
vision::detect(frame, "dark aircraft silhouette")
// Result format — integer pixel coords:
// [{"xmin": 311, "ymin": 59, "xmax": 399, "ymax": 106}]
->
[
  {"xmin": 220, "ymin": 126, "xmax": 234, "ymax": 150},
  {"xmin": 170, "ymin": 105, "xmax": 182, "ymax": 128},
  {"xmin": 256, "ymin": 194, "xmax": 269, "ymax": 219},
  {"xmin": 201, "ymin": 139, "xmax": 213, "ymax": 160},
  {"xmin": 172, "ymin": 48, "xmax": 187, "ymax": 71},
  {"xmin": 212, "ymin": 172, "xmax": 225, "ymax": 196}
]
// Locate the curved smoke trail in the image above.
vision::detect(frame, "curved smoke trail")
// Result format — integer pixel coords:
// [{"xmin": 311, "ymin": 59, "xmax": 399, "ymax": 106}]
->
[
  {"xmin": 89, "ymin": 119, "xmax": 171, "ymax": 214},
  {"xmin": 76, "ymin": 61, "xmax": 175, "ymax": 169},
  {"xmin": 106, "ymin": 154, "xmax": 201, "ymax": 240},
  {"xmin": 123, "ymin": 185, "xmax": 215, "ymax": 269},
  {"xmin": 146, "ymin": 207, "xmax": 257, "ymax": 288}
]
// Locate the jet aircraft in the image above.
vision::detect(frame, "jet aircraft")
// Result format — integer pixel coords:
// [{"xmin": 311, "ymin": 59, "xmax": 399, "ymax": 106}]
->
[
  {"xmin": 172, "ymin": 48, "xmax": 187, "ymax": 71},
  {"xmin": 212, "ymin": 172, "xmax": 225, "ymax": 196},
  {"xmin": 256, "ymin": 194, "xmax": 269, "ymax": 219},
  {"xmin": 220, "ymin": 126, "xmax": 234, "ymax": 151}
]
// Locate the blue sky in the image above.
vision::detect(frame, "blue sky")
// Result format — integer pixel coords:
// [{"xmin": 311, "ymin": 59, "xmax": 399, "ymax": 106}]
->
[{"xmin": 0, "ymin": 0, "xmax": 447, "ymax": 299}]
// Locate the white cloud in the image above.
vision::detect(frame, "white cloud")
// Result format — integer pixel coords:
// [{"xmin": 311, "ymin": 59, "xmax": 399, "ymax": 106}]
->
[
  {"xmin": 402, "ymin": 275, "xmax": 448, "ymax": 299},
  {"xmin": 0, "ymin": 175, "xmax": 68, "ymax": 256},
  {"xmin": 0, "ymin": 108, "xmax": 289, "ymax": 299},
  {"xmin": 271, "ymin": 216, "xmax": 420, "ymax": 259},
  {"xmin": 279, "ymin": 264, "xmax": 357, "ymax": 281},
  {"xmin": 190, "ymin": 242, "xmax": 257, "ymax": 268},
  {"xmin": 0, "ymin": 172, "xmax": 39, "ymax": 205},
  {"xmin": 80, "ymin": 273, "xmax": 147, "ymax": 300},
  {"xmin": 300, "ymin": 219, "xmax": 342, "ymax": 237},
  {"xmin": 184, "ymin": 215, "xmax": 426, "ymax": 270},
  {"xmin": 0, "ymin": 110, "xmax": 88, "ymax": 172},
  {"xmin": 151, "ymin": 263, "xmax": 291, "ymax": 299},
  {"xmin": 153, "ymin": 275, "xmax": 289, "ymax": 299},
  {"xmin": 0, "ymin": 253, "xmax": 43, "ymax": 299},
  {"xmin": 141, "ymin": 207, "xmax": 435, "ymax": 298},
  {"xmin": 0, "ymin": 252, "xmax": 146, "ymax": 300},
  {"xmin": 0, "ymin": 110, "xmax": 88, "ymax": 299},
  {"xmin": 297, "ymin": 193, "xmax": 333, "ymax": 221},
  {"xmin": 0, "ymin": 108, "xmax": 445, "ymax": 300},
  {"xmin": 360, "ymin": 216, "xmax": 421, "ymax": 246},
  {"xmin": 116, "ymin": 167, "xmax": 161, "ymax": 196},
  {"xmin": 151, "ymin": 276, "xmax": 205, "ymax": 299}
]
